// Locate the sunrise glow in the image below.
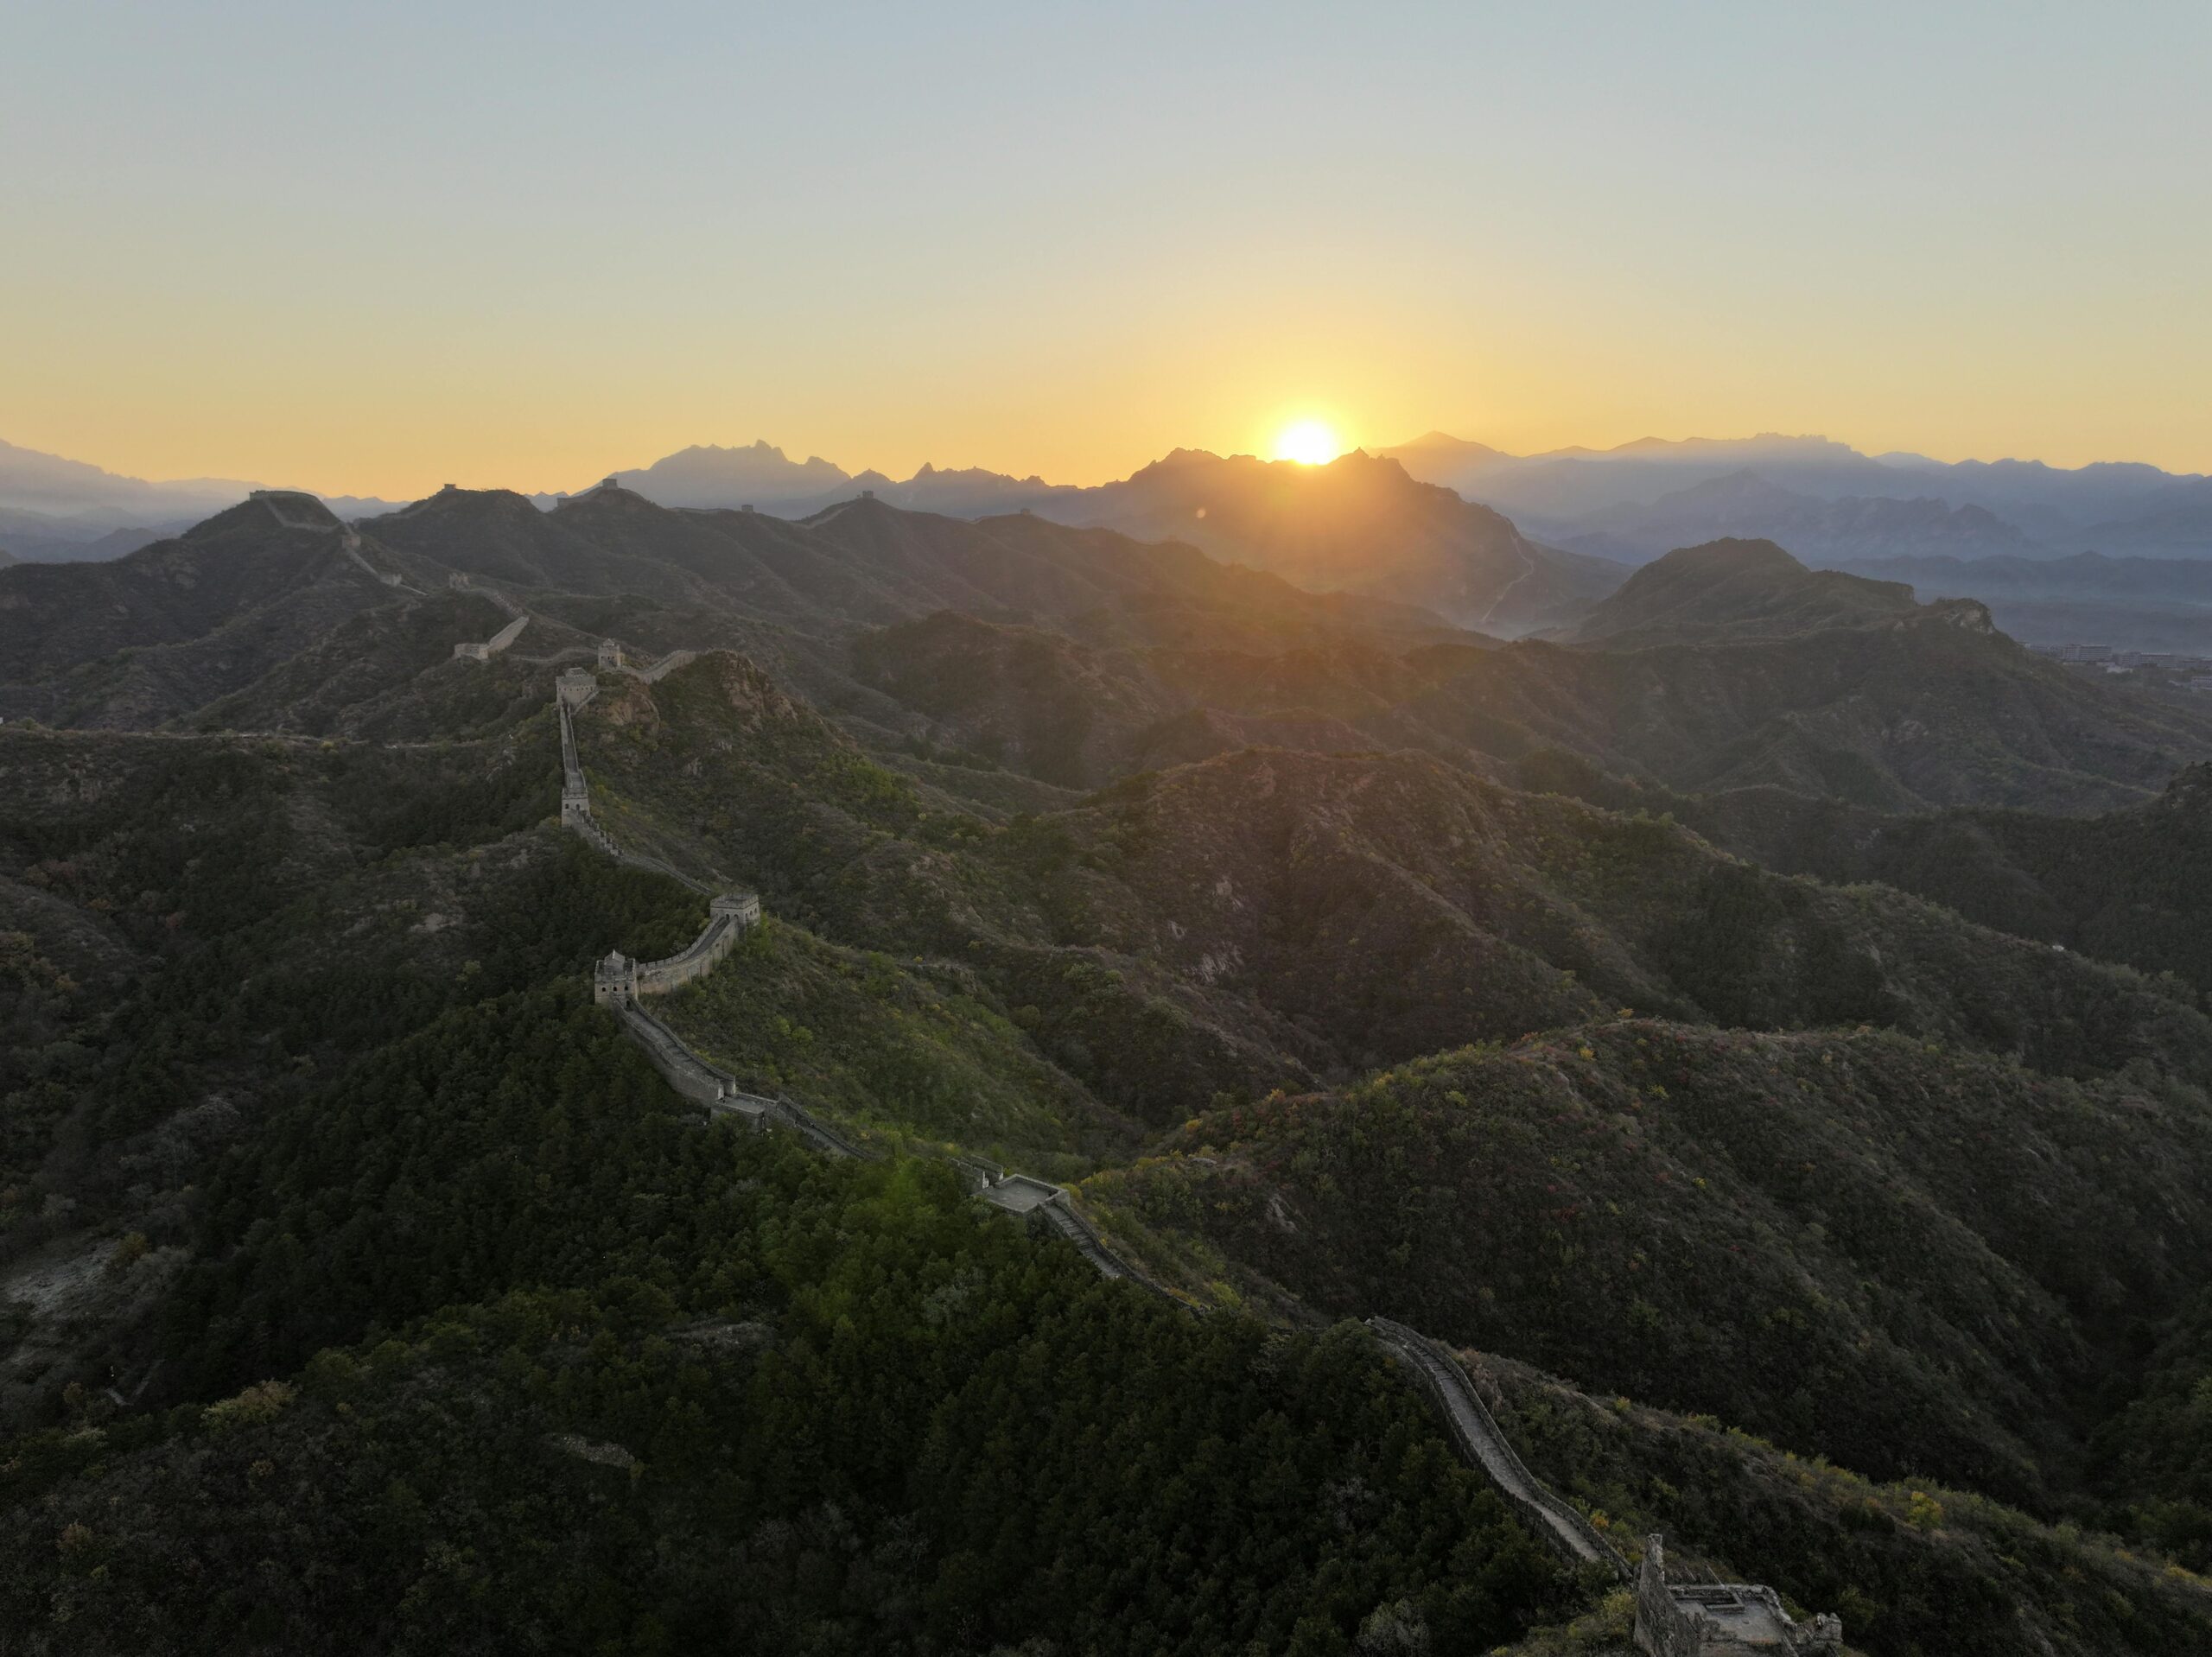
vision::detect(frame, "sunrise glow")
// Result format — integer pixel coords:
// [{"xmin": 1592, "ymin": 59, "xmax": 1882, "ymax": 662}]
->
[{"xmin": 1271, "ymin": 420, "xmax": 1344, "ymax": 466}]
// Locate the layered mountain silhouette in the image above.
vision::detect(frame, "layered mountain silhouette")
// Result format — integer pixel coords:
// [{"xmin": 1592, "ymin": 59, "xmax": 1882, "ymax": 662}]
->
[
  {"xmin": 0, "ymin": 494, "xmax": 444, "ymax": 727},
  {"xmin": 1558, "ymin": 471, "xmax": 2044, "ymax": 565},
  {"xmin": 1561, "ymin": 537, "xmax": 1971, "ymax": 645},
  {"xmin": 14, "ymin": 481, "xmax": 2210, "ymax": 821},
  {"xmin": 1023, "ymin": 448, "xmax": 1623, "ymax": 634},
  {"xmin": 1382, "ymin": 430, "xmax": 2212, "ymax": 562},
  {"xmin": 16, "ymin": 456, "xmax": 2212, "ymax": 1656},
  {"xmin": 851, "ymin": 532, "xmax": 2203, "ymax": 815},
  {"xmin": 583, "ymin": 445, "xmax": 1622, "ymax": 634},
  {"xmin": 0, "ymin": 435, "xmax": 407, "ymax": 556},
  {"xmin": 0, "ymin": 484, "xmax": 1460, "ymax": 733}
]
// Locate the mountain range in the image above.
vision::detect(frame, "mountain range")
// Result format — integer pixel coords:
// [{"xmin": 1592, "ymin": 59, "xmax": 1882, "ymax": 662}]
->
[
  {"xmin": 16, "ymin": 425, "xmax": 2212, "ymax": 567},
  {"xmin": 18, "ymin": 424, "xmax": 2212, "ymax": 659},
  {"xmin": 11, "ymin": 471, "xmax": 2212, "ymax": 1653},
  {"xmin": 1381, "ymin": 431, "xmax": 2212, "ymax": 562}
]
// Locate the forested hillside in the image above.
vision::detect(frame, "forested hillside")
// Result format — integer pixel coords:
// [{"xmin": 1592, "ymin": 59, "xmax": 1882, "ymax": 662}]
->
[{"xmin": 7, "ymin": 491, "xmax": 2212, "ymax": 1656}]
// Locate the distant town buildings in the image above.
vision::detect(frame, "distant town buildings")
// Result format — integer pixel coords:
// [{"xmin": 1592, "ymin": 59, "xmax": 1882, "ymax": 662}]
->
[{"xmin": 2033, "ymin": 642, "xmax": 2212, "ymax": 686}]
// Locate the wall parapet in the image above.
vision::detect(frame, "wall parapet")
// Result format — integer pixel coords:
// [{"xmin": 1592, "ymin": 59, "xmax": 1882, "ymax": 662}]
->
[
  {"xmin": 1368, "ymin": 1317, "xmax": 1631, "ymax": 1578},
  {"xmin": 556, "ymin": 670, "xmax": 746, "ymax": 905},
  {"xmin": 455, "ymin": 613, "xmax": 528, "ymax": 661},
  {"xmin": 543, "ymin": 667, "xmax": 1850, "ymax": 1648},
  {"xmin": 1635, "ymin": 1536, "xmax": 1842, "ymax": 1655},
  {"xmin": 616, "ymin": 1004, "xmax": 878, "ymax": 1159}
]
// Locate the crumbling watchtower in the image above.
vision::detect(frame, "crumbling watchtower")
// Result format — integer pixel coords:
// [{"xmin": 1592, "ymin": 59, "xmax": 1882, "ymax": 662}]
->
[{"xmin": 1635, "ymin": 1536, "xmax": 1841, "ymax": 1655}]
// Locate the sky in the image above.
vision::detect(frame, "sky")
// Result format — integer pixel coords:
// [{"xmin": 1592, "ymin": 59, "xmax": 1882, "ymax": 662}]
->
[{"xmin": 6, "ymin": 1, "xmax": 2211, "ymax": 498}]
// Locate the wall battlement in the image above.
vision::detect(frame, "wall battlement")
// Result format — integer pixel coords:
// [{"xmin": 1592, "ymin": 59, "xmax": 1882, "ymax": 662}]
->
[
  {"xmin": 1369, "ymin": 1318, "xmax": 1630, "ymax": 1578},
  {"xmin": 1636, "ymin": 1537, "xmax": 1842, "ymax": 1655},
  {"xmin": 557, "ymin": 668, "xmax": 760, "ymax": 993},
  {"xmin": 454, "ymin": 613, "xmax": 528, "ymax": 662},
  {"xmin": 593, "ymin": 640, "xmax": 697, "ymax": 683},
  {"xmin": 539, "ymin": 668, "xmax": 1848, "ymax": 1647},
  {"xmin": 593, "ymin": 894, "xmax": 762, "ymax": 1006}
]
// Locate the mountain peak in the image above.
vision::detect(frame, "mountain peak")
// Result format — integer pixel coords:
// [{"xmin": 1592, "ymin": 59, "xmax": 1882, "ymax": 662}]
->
[
  {"xmin": 1649, "ymin": 535, "xmax": 1808, "ymax": 576},
  {"xmin": 1567, "ymin": 536, "xmax": 1929, "ymax": 645}
]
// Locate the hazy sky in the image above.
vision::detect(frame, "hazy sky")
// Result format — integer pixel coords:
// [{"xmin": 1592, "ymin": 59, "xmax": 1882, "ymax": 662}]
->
[{"xmin": 8, "ymin": 1, "xmax": 2211, "ymax": 496}]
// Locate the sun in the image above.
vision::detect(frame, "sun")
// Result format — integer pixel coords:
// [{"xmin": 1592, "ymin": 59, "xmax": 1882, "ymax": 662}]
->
[{"xmin": 1272, "ymin": 419, "xmax": 1344, "ymax": 466}]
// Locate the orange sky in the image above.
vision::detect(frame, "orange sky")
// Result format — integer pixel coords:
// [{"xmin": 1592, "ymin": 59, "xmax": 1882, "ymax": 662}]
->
[{"xmin": 9, "ymin": 3, "xmax": 2210, "ymax": 497}]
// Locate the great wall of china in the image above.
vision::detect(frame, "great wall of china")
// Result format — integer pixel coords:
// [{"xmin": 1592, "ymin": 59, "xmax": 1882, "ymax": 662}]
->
[
  {"xmin": 548, "ymin": 654, "xmax": 1842, "ymax": 1654},
  {"xmin": 95, "ymin": 489, "xmax": 1852, "ymax": 1648}
]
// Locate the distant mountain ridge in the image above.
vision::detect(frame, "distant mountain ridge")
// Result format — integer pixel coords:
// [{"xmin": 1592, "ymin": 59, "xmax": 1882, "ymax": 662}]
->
[
  {"xmin": 1557, "ymin": 469, "xmax": 2044, "ymax": 565},
  {"xmin": 0, "ymin": 436, "xmax": 409, "ymax": 558},
  {"xmin": 1006, "ymin": 448, "xmax": 1624, "ymax": 636},
  {"xmin": 15, "ymin": 425, "xmax": 2212, "ymax": 573},
  {"xmin": 1381, "ymin": 430, "xmax": 2212, "ymax": 562}
]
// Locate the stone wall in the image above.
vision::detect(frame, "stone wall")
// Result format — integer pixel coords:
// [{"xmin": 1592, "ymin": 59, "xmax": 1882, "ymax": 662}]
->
[
  {"xmin": 539, "ymin": 667, "xmax": 1849, "ymax": 1646},
  {"xmin": 1369, "ymin": 1317, "xmax": 1630, "ymax": 1578},
  {"xmin": 454, "ymin": 613, "xmax": 528, "ymax": 661},
  {"xmin": 594, "ymin": 895, "xmax": 763, "ymax": 1007},
  {"xmin": 1636, "ymin": 1541, "xmax": 1706, "ymax": 1657},
  {"xmin": 1633, "ymin": 1537, "xmax": 1843, "ymax": 1655},
  {"xmin": 634, "ymin": 893, "xmax": 761, "ymax": 993}
]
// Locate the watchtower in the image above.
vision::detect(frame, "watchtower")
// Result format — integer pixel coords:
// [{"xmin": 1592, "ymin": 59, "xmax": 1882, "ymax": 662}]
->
[
  {"xmin": 712, "ymin": 891, "xmax": 763, "ymax": 928},
  {"xmin": 593, "ymin": 951, "xmax": 638, "ymax": 1006},
  {"xmin": 1634, "ymin": 1537, "xmax": 1840, "ymax": 1655},
  {"xmin": 596, "ymin": 638, "xmax": 626, "ymax": 670}
]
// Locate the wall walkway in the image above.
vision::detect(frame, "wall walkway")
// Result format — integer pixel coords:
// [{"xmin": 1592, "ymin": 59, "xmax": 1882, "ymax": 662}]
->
[
  {"xmin": 540, "ymin": 666, "xmax": 1837, "ymax": 1647},
  {"xmin": 252, "ymin": 490, "xmax": 418, "ymax": 591},
  {"xmin": 1368, "ymin": 1317, "xmax": 1630, "ymax": 1578}
]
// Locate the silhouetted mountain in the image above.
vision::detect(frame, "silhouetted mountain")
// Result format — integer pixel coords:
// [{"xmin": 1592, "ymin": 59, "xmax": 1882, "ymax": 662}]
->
[
  {"xmin": 1841, "ymin": 549, "xmax": 2212, "ymax": 605},
  {"xmin": 0, "ymin": 502, "xmax": 185, "ymax": 562},
  {"xmin": 359, "ymin": 484, "xmax": 1459, "ymax": 651},
  {"xmin": 1886, "ymin": 455, "xmax": 2205, "ymax": 540},
  {"xmin": 792, "ymin": 461, "xmax": 1087, "ymax": 517},
  {"xmin": 10, "ymin": 483, "xmax": 1471, "ymax": 734},
  {"xmin": 1415, "ymin": 618, "xmax": 2207, "ymax": 813},
  {"xmin": 1023, "ymin": 448, "xmax": 1623, "ymax": 635},
  {"xmin": 0, "ymin": 494, "xmax": 416, "ymax": 727},
  {"xmin": 1388, "ymin": 430, "xmax": 2212, "ymax": 560},
  {"xmin": 599, "ymin": 440, "xmax": 850, "ymax": 508},
  {"xmin": 0, "ymin": 435, "xmax": 406, "ymax": 544},
  {"xmin": 1376, "ymin": 429, "xmax": 1518, "ymax": 477},
  {"xmin": 1564, "ymin": 537, "xmax": 1940, "ymax": 644},
  {"xmin": 1561, "ymin": 470, "xmax": 2044, "ymax": 565},
  {"xmin": 2079, "ymin": 479, "xmax": 2212, "ymax": 556},
  {"xmin": 1400, "ymin": 434, "xmax": 1910, "ymax": 524},
  {"xmin": 599, "ymin": 442, "xmax": 1622, "ymax": 633},
  {"xmin": 1829, "ymin": 548, "xmax": 2212, "ymax": 651},
  {"xmin": 0, "ymin": 435, "xmax": 251, "ymax": 523},
  {"xmin": 836, "ymin": 530, "xmax": 2212, "ymax": 815}
]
